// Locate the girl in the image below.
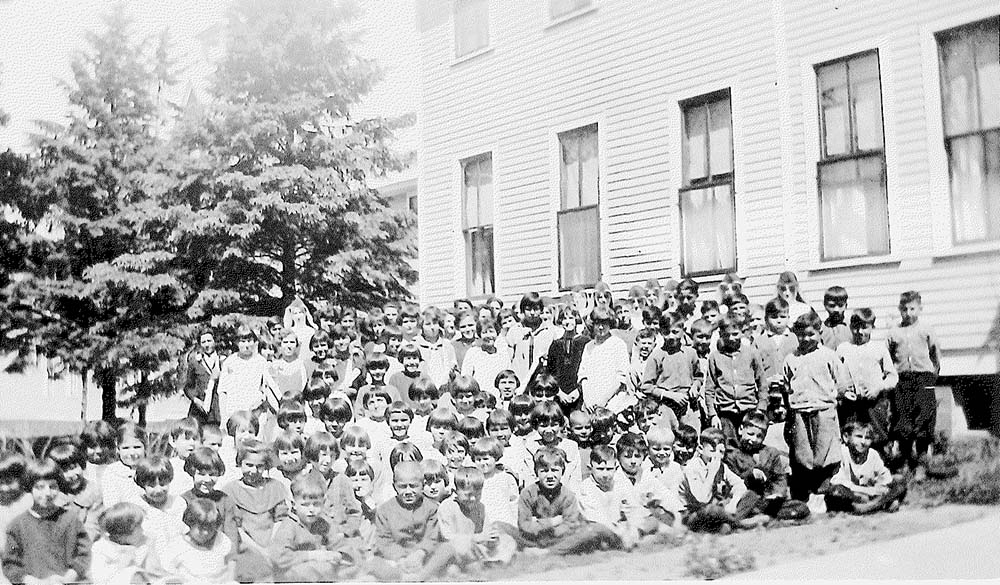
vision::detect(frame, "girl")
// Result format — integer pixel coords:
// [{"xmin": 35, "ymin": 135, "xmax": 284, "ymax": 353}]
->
[
  {"xmin": 268, "ymin": 327, "xmax": 308, "ymax": 399},
  {"xmin": 421, "ymin": 459, "xmax": 450, "ymax": 503},
  {"xmin": 509, "ymin": 395, "xmax": 535, "ymax": 438},
  {"xmin": 494, "ymin": 370, "xmax": 520, "ymax": 411},
  {"xmin": 461, "ymin": 318, "xmax": 511, "ymax": 399},
  {"xmin": 452, "ymin": 311, "xmax": 479, "ymax": 370},
  {"xmin": 101, "ymin": 422, "xmax": 147, "ymax": 507},
  {"xmin": 90, "ymin": 502, "xmax": 156, "ymax": 584},
  {"xmin": 162, "ymin": 498, "xmax": 236, "ymax": 583},
  {"xmin": 79, "ymin": 420, "xmax": 116, "ymax": 486},
  {"xmin": 47, "ymin": 442, "xmax": 102, "ymax": 542},
  {"xmin": 182, "ymin": 447, "xmax": 240, "ymax": 551},
  {"xmin": 425, "ymin": 408, "xmax": 458, "ymax": 463},
  {"xmin": 775, "ymin": 271, "xmax": 814, "ymax": 322},
  {"xmin": 218, "ymin": 410, "xmax": 259, "ymax": 489},
  {"xmin": 303, "ymin": 432, "xmax": 359, "ymax": 535},
  {"xmin": 546, "ymin": 308, "xmax": 590, "ymax": 412}
]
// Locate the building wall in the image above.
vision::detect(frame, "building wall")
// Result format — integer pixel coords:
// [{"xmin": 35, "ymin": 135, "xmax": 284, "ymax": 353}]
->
[{"xmin": 415, "ymin": 0, "xmax": 1000, "ymax": 375}]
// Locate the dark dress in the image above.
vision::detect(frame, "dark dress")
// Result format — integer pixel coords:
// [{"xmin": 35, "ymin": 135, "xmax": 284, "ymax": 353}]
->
[{"xmin": 183, "ymin": 350, "xmax": 221, "ymax": 426}]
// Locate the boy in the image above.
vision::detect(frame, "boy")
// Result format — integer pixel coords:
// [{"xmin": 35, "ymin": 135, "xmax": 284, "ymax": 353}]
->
[
  {"xmin": 416, "ymin": 306, "xmax": 459, "ymax": 388},
  {"xmin": 369, "ymin": 461, "xmax": 455, "ymax": 581},
  {"xmin": 723, "ymin": 411, "xmax": 807, "ymax": 521},
  {"xmin": 517, "ymin": 448, "xmax": 615, "ymax": 555},
  {"xmin": 675, "ymin": 278, "xmax": 700, "ymax": 330},
  {"xmin": 782, "ymin": 312, "xmax": 851, "ymax": 502},
  {"xmin": 614, "ymin": 433, "xmax": 648, "ymax": 487},
  {"xmin": 512, "ymin": 401, "xmax": 582, "ymax": 491},
  {"xmin": 166, "ymin": 417, "xmax": 201, "ymax": 497},
  {"xmin": 268, "ymin": 475, "xmax": 359, "ymax": 581},
  {"xmin": 679, "ymin": 428, "xmax": 755, "ymax": 533},
  {"xmin": 635, "ymin": 426, "xmax": 684, "ymax": 531},
  {"xmin": 837, "ymin": 308, "xmax": 899, "ymax": 456},
  {"xmin": 576, "ymin": 446, "xmax": 642, "ymax": 550},
  {"xmin": 887, "ymin": 291, "xmax": 941, "ymax": 475},
  {"xmin": 641, "ymin": 312, "xmax": 702, "ymax": 427},
  {"xmin": 704, "ymin": 316, "xmax": 767, "ymax": 442},
  {"xmin": 577, "ymin": 307, "xmax": 631, "ymax": 411},
  {"xmin": 436, "ymin": 467, "xmax": 516, "ymax": 569},
  {"xmin": 826, "ymin": 421, "xmax": 908, "ymax": 514},
  {"xmin": 821, "ymin": 286, "xmax": 851, "ymax": 350},
  {"xmin": 628, "ymin": 328, "xmax": 659, "ymax": 394},
  {"xmin": 47, "ymin": 442, "xmax": 102, "ymax": 542},
  {"xmin": 2, "ymin": 459, "xmax": 90, "ymax": 584}
]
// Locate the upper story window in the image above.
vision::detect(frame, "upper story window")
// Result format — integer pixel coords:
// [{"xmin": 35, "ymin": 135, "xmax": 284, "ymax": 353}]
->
[
  {"xmin": 679, "ymin": 89, "xmax": 735, "ymax": 275},
  {"xmin": 462, "ymin": 154, "xmax": 494, "ymax": 296},
  {"xmin": 550, "ymin": 0, "xmax": 592, "ymax": 20},
  {"xmin": 815, "ymin": 50, "xmax": 890, "ymax": 260},
  {"xmin": 937, "ymin": 17, "xmax": 1000, "ymax": 244},
  {"xmin": 558, "ymin": 124, "xmax": 600, "ymax": 288},
  {"xmin": 455, "ymin": 0, "xmax": 489, "ymax": 58}
]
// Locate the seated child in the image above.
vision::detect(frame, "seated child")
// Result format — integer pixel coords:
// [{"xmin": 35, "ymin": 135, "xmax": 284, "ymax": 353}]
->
[
  {"xmin": 376, "ymin": 443, "xmax": 425, "ymax": 505},
  {"xmin": 440, "ymin": 431, "xmax": 472, "ymax": 483},
  {"xmin": 509, "ymin": 395, "xmax": 536, "ymax": 439},
  {"xmin": 494, "ymin": 370, "xmax": 520, "ymax": 412},
  {"xmin": 2, "ymin": 459, "xmax": 89, "ymax": 585},
  {"xmin": 345, "ymin": 460, "xmax": 378, "ymax": 549},
  {"xmin": 276, "ymin": 400, "xmax": 308, "ymax": 439},
  {"xmin": 567, "ymin": 410, "xmax": 595, "ymax": 464},
  {"xmin": 101, "ymin": 422, "xmax": 148, "ymax": 508},
  {"xmin": 318, "ymin": 397, "xmax": 354, "ymax": 446},
  {"xmin": 614, "ymin": 432, "xmax": 648, "ymax": 487},
  {"xmin": 513, "ymin": 401, "xmax": 582, "ymax": 491},
  {"xmin": 632, "ymin": 397, "xmax": 680, "ymax": 437},
  {"xmin": 680, "ymin": 428, "xmax": 757, "ymax": 533},
  {"xmin": 166, "ymin": 417, "xmax": 201, "ymax": 498},
  {"xmin": 517, "ymin": 447, "xmax": 617, "ymax": 555},
  {"xmin": 89, "ymin": 502, "xmax": 155, "ymax": 585},
  {"xmin": 421, "ymin": 459, "xmax": 451, "ymax": 505},
  {"xmin": 382, "ymin": 401, "xmax": 434, "ymax": 465},
  {"xmin": 218, "ymin": 411, "xmax": 258, "ymax": 490},
  {"xmin": 407, "ymin": 377, "xmax": 440, "ymax": 433},
  {"xmin": 304, "ymin": 432, "xmax": 360, "ymax": 536},
  {"xmin": 437, "ymin": 467, "xmax": 517, "ymax": 570},
  {"xmin": 354, "ymin": 388, "xmax": 394, "ymax": 451},
  {"xmin": 0, "ymin": 452, "xmax": 33, "ymax": 584},
  {"xmin": 387, "ymin": 345, "xmax": 423, "ymax": 402},
  {"xmin": 201, "ymin": 424, "xmax": 226, "ymax": 453},
  {"xmin": 636, "ymin": 426, "xmax": 685, "ymax": 530},
  {"xmin": 273, "ymin": 429, "xmax": 309, "ymax": 494},
  {"xmin": 221, "ymin": 439, "xmax": 288, "ymax": 582},
  {"xmin": 268, "ymin": 475, "xmax": 360, "ymax": 582},
  {"xmin": 471, "ymin": 437, "xmax": 519, "ymax": 530},
  {"xmin": 425, "ymin": 408, "xmax": 458, "ymax": 464},
  {"xmin": 825, "ymin": 421, "xmax": 907, "ymax": 515},
  {"xmin": 301, "ymin": 378, "xmax": 332, "ymax": 436},
  {"xmin": 369, "ymin": 461, "xmax": 455, "ymax": 581},
  {"xmin": 577, "ymin": 446, "xmax": 643, "ymax": 549},
  {"xmin": 457, "ymin": 416, "xmax": 486, "ymax": 442},
  {"xmin": 79, "ymin": 420, "xmax": 116, "ymax": 487},
  {"xmin": 673, "ymin": 424, "xmax": 699, "ymax": 466},
  {"xmin": 161, "ymin": 498, "xmax": 236, "ymax": 583},
  {"xmin": 723, "ymin": 411, "xmax": 808, "ymax": 522},
  {"xmin": 47, "ymin": 442, "xmax": 102, "ymax": 542},
  {"xmin": 451, "ymin": 375, "xmax": 490, "ymax": 423},
  {"xmin": 181, "ymin": 447, "xmax": 241, "ymax": 551}
]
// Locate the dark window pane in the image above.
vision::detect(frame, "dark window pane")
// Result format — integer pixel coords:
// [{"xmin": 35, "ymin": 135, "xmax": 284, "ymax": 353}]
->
[
  {"xmin": 680, "ymin": 184, "xmax": 735, "ymax": 274},
  {"xmin": 819, "ymin": 61, "xmax": 850, "ymax": 156},
  {"xmin": 683, "ymin": 104, "xmax": 708, "ymax": 183},
  {"xmin": 466, "ymin": 227, "xmax": 495, "ymax": 296},
  {"xmin": 558, "ymin": 206, "xmax": 600, "ymax": 288},
  {"xmin": 975, "ymin": 24, "xmax": 1000, "ymax": 129},
  {"xmin": 819, "ymin": 155, "xmax": 890, "ymax": 259}
]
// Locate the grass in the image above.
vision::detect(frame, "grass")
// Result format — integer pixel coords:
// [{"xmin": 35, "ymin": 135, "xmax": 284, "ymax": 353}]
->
[{"xmin": 909, "ymin": 434, "xmax": 1000, "ymax": 507}]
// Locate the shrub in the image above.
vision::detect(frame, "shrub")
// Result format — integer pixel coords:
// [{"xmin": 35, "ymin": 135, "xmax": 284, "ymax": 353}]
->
[{"xmin": 684, "ymin": 535, "xmax": 756, "ymax": 580}]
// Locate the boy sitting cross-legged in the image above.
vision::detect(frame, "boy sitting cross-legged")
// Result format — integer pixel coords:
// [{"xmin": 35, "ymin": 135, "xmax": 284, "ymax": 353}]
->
[
  {"xmin": 437, "ymin": 466, "xmax": 517, "ymax": 572},
  {"xmin": 679, "ymin": 427, "xmax": 758, "ymax": 533},
  {"xmin": 825, "ymin": 421, "xmax": 908, "ymax": 515},
  {"xmin": 577, "ymin": 446, "xmax": 643, "ymax": 550}
]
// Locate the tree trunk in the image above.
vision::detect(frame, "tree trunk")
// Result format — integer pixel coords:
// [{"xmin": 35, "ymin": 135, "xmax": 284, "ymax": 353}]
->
[{"xmin": 101, "ymin": 377, "xmax": 117, "ymax": 422}]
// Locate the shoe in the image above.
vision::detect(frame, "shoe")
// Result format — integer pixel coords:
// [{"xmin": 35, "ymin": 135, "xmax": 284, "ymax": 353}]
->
[{"xmin": 718, "ymin": 523, "xmax": 733, "ymax": 535}]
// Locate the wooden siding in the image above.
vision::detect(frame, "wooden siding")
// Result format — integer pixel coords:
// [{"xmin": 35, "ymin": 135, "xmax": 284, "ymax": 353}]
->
[{"xmin": 416, "ymin": 0, "xmax": 1000, "ymax": 374}]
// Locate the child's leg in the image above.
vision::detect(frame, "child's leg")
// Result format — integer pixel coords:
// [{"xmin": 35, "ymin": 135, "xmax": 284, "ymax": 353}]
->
[
  {"xmin": 366, "ymin": 557, "xmax": 403, "ymax": 581},
  {"xmin": 684, "ymin": 505, "xmax": 733, "ymax": 533},
  {"xmin": 865, "ymin": 394, "xmax": 892, "ymax": 458},
  {"xmin": 418, "ymin": 542, "xmax": 456, "ymax": 581},
  {"xmin": 549, "ymin": 522, "xmax": 620, "ymax": 555},
  {"xmin": 912, "ymin": 372, "xmax": 938, "ymax": 464},
  {"xmin": 891, "ymin": 374, "xmax": 920, "ymax": 468},
  {"xmin": 718, "ymin": 411, "xmax": 745, "ymax": 443}
]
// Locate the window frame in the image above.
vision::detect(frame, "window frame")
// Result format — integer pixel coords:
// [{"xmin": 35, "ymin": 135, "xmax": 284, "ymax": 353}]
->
[
  {"xmin": 461, "ymin": 153, "xmax": 495, "ymax": 297},
  {"xmin": 813, "ymin": 49, "xmax": 891, "ymax": 261},
  {"xmin": 548, "ymin": 0, "xmax": 595, "ymax": 23},
  {"xmin": 678, "ymin": 88, "xmax": 737, "ymax": 277},
  {"xmin": 453, "ymin": 0, "xmax": 490, "ymax": 60},
  {"xmin": 556, "ymin": 123, "xmax": 601, "ymax": 290},
  {"xmin": 935, "ymin": 16, "xmax": 1000, "ymax": 245}
]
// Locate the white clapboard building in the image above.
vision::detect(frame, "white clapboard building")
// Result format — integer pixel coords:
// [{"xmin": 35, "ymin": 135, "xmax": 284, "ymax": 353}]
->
[{"xmin": 412, "ymin": 0, "xmax": 999, "ymax": 415}]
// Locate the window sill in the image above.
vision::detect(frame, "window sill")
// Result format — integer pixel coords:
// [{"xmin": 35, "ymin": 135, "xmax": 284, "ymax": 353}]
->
[
  {"xmin": 932, "ymin": 240, "xmax": 1000, "ymax": 263},
  {"xmin": 545, "ymin": 5, "xmax": 597, "ymax": 29},
  {"xmin": 805, "ymin": 255, "xmax": 901, "ymax": 274},
  {"xmin": 452, "ymin": 46, "xmax": 493, "ymax": 66}
]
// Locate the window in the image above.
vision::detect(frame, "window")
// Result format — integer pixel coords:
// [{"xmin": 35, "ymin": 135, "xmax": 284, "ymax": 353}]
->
[
  {"xmin": 937, "ymin": 17, "xmax": 1000, "ymax": 244},
  {"xmin": 679, "ymin": 90, "xmax": 735, "ymax": 275},
  {"xmin": 462, "ymin": 155, "xmax": 494, "ymax": 296},
  {"xmin": 408, "ymin": 194, "xmax": 418, "ymax": 215},
  {"xmin": 815, "ymin": 51, "xmax": 890, "ymax": 260},
  {"xmin": 558, "ymin": 124, "xmax": 600, "ymax": 288},
  {"xmin": 455, "ymin": 0, "xmax": 489, "ymax": 58},
  {"xmin": 550, "ymin": 0, "xmax": 592, "ymax": 20}
]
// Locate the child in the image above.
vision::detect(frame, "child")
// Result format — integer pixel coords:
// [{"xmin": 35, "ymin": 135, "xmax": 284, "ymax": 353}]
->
[
  {"xmin": 407, "ymin": 377, "xmax": 439, "ymax": 431},
  {"xmin": 273, "ymin": 429, "xmax": 309, "ymax": 492},
  {"xmin": 821, "ymin": 286, "xmax": 851, "ymax": 350},
  {"xmin": 636, "ymin": 426, "xmax": 684, "ymax": 531},
  {"xmin": 0, "ymin": 453, "xmax": 32, "ymax": 585},
  {"xmin": 304, "ymin": 432, "xmax": 360, "ymax": 536},
  {"xmin": 508, "ymin": 292, "xmax": 559, "ymax": 389},
  {"xmin": 826, "ymin": 421, "xmax": 908, "ymax": 514},
  {"xmin": 837, "ymin": 308, "xmax": 899, "ymax": 456},
  {"xmin": 79, "ymin": 420, "xmax": 116, "ymax": 487},
  {"xmin": 887, "ymin": 291, "xmax": 941, "ymax": 474},
  {"xmin": 421, "ymin": 459, "xmax": 451, "ymax": 504},
  {"xmin": 568, "ymin": 410, "xmax": 595, "ymax": 450},
  {"xmin": 222, "ymin": 439, "xmax": 288, "ymax": 582},
  {"xmin": 452, "ymin": 310, "xmax": 479, "ymax": 370},
  {"xmin": 201, "ymin": 424, "xmax": 226, "ymax": 453},
  {"xmin": 161, "ymin": 498, "xmax": 236, "ymax": 583},
  {"xmin": 440, "ymin": 431, "xmax": 472, "ymax": 481},
  {"xmin": 305, "ymin": 330, "xmax": 332, "ymax": 378},
  {"xmin": 704, "ymin": 315, "xmax": 767, "ymax": 442},
  {"xmin": 700, "ymin": 300, "xmax": 721, "ymax": 325},
  {"xmin": 301, "ymin": 378, "xmax": 332, "ymax": 436},
  {"xmin": 614, "ymin": 433, "xmax": 647, "ymax": 487},
  {"xmin": 517, "ymin": 447, "xmax": 613, "ymax": 555},
  {"xmin": 451, "ymin": 375, "xmax": 489, "ymax": 423},
  {"xmin": 132, "ymin": 455, "xmax": 188, "ymax": 572},
  {"xmin": 775, "ymin": 271, "xmax": 814, "ymax": 322},
  {"xmin": 341, "ymin": 425, "xmax": 375, "ymax": 471},
  {"xmin": 359, "ymin": 352, "xmax": 394, "ymax": 401},
  {"xmin": 723, "ymin": 411, "xmax": 806, "ymax": 521},
  {"xmin": 268, "ymin": 475, "xmax": 359, "ymax": 582},
  {"xmin": 782, "ymin": 311, "xmax": 851, "ymax": 502},
  {"xmin": 89, "ymin": 502, "xmax": 155, "ymax": 584},
  {"xmin": 577, "ymin": 446, "xmax": 643, "ymax": 549},
  {"xmin": 181, "ymin": 447, "xmax": 241, "ymax": 551},
  {"xmin": 437, "ymin": 466, "xmax": 517, "ymax": 570},
  {"xmin": 577, "ymin": 307, "xmax": 631, "ymax": 411},
  {"xmin": 461, "ymin": 318, "xmax": 511, "ymax": 403},
  {"xmin": 675, "ymin": 278, "xmax": 700, "ymax": 329},
  {"xmin": 416, "ymin": 307, "xmax": 459, "ymax": 388},
  {"xmin": 166, "ymin": 417, "xmax": 201, "ymax": 497},
  {"xmin": 387, "ymin": 344, "xmax": 423, "ymax": 403},
  {"xmin": 425, "ymin": 408, "xmax": 458, "ymax": 463},
  {"xmin": 47, "ymin": 442, "xmax": 102, "ymax": 542},
  {"xmin": 2, "ymin": 459, "xmax": 90, "ymax": 584},
  {"xmin": 628, "ymin": 327, "xmax": 659, "ymax": 393},
  {"xmin": 673, "ymin": 424, "xmax": 699, "ymax": 466},
  {"xmin": 101, "ymin": 422, "xmax": 147, "ymax": 507},
  {"xmin": 381, "ymin": 401, "xmax": 434, "ymax": 471},
  {"xmin": 345, "ymin": 459, "xmax": 378, "ymax": 548},
  {"xmin": 470, "ymin": 437, "xmax": 519, "ymax": 530},
  {"xmin": 218, "ymin": 410, "xmax": 259, "ymax": 489},
  {"xmin": 369, "ymin": 461, "xmax": 455, "ymax": 581},
  {"xmin": 513, "ymin": 401, "xmax": 582, "ymax": 491},
  {"xmin": 355, "ymin": 388, "xmax": 393, "ymax": 449},
  {"xmin": 269, "ymin": 327, "xmax": 310, "ymax": 399},
  {"xmin": 319, "ymin": 396, "xmax": 354, "ymax": 443},
  {"xmin": 509, "ymin": 395, "xmax": 536, "ymax": 439},
  {"xmin": 641, "ymin": 312, "xmax": 702, "ymax": 427},
  {"xmin": 458, "ymin": 416, "xmax": 486, "ymax": 442},
  {"xmin": 679, "ymin": 428, "xmax": 753, "ymax": 533}
]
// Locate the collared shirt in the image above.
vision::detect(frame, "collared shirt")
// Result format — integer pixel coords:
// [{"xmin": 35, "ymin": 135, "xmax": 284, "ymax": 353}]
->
[
  {"xmin": 782, "ymin": 345, "xmax": 851, "ymax": 412},
  {"xmin": 888, "ymin": 321, "xmax": 939, "ymax": 374},
  {"xmin": 577, "ymin": 476, "xmax": 643, "ymax": 530},
  {"xmin": 836, "ymin": 340, "xmax": 899, "ymax": 397},
  {"xmin": 680, "ymin": 457, "xmax": 746, "ymax": 515}
]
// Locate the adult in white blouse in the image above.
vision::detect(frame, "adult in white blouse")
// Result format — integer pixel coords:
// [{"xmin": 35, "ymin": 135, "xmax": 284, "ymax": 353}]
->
[
  {"xmin": 577, "ymin": 307, "xmax": 631, "ymax": 412},
  {"xmin": 218, "ymin": 326, "xmax": 279, "ymax": 430}
]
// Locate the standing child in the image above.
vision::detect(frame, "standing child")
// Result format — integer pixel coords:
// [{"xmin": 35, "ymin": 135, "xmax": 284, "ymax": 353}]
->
[
  {"xmin": 101, "ymin": 422, "xmax": 147, "ymax": 507},
  {"xmin": 89, "ymin": 502, "xmax": 155, "ymax": 584},
  {"xmin": 437, "ymin": 466, "xmax": 517, "ymax": 571},
  {"xmin": 821, "ymin": 286, "xmax": 851, "ymax": 350},
  {"xmin": 47, "ymin": 442, "xmax": 102, "ymax": 542},
  {"xmin": 825, "ymin": 421, "xmax": 908, "ymax": 514},
  {"xmin": 782, "ymin": 312, "xmax": 851, "ymax": 502},
  {"xmin": 416, "ymin": 307, "xmax": 459, "ymax": 388},
  {"xmin": 887, "ymin": 291, "xmax": 941, "ymax": 475},
  {"xmin": 2, "ymin": 459, "xmax": 90, "ymax": 585},
  {"xmin": 546, "ymin": 308, "xmax": 590, "ymax": 405},
  {"xmin": 161, "ymin": 498, "xmax": 236, "ymax": 583},
  {"xmin": 704, "ymin": 316, "xmax": 767, "ymax": 442},
  {"xmin": 452, "ymin": 311, "xmax": 480, "ymax": 370},
  {"xmin": 641, "ymin": 312, "xmax": 702, "ymax": 428},
  {"xmin": 837, "ymin": 308, "xmax": 899, "ymax": 456},
  {"xmin": 461, "ymin": 318, "xmax": 511, "ymax": 403}
]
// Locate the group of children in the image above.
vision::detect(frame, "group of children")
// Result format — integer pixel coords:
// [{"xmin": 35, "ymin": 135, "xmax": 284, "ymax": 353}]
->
[{"xmin": 1, "ymin": 270, "xmax": 942, "ymax": 583}]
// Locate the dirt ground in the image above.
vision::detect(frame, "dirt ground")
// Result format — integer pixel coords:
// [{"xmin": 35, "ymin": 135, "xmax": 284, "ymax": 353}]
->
[{"xmin": 477, "ymin": 504, "xmax": 992, "ymax": 581}]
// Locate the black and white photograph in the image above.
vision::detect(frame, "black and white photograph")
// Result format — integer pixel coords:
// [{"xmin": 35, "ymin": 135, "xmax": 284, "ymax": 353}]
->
[{"xmin": 0, "ymin": 0, "xmax": 998, "ymax": 582}]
